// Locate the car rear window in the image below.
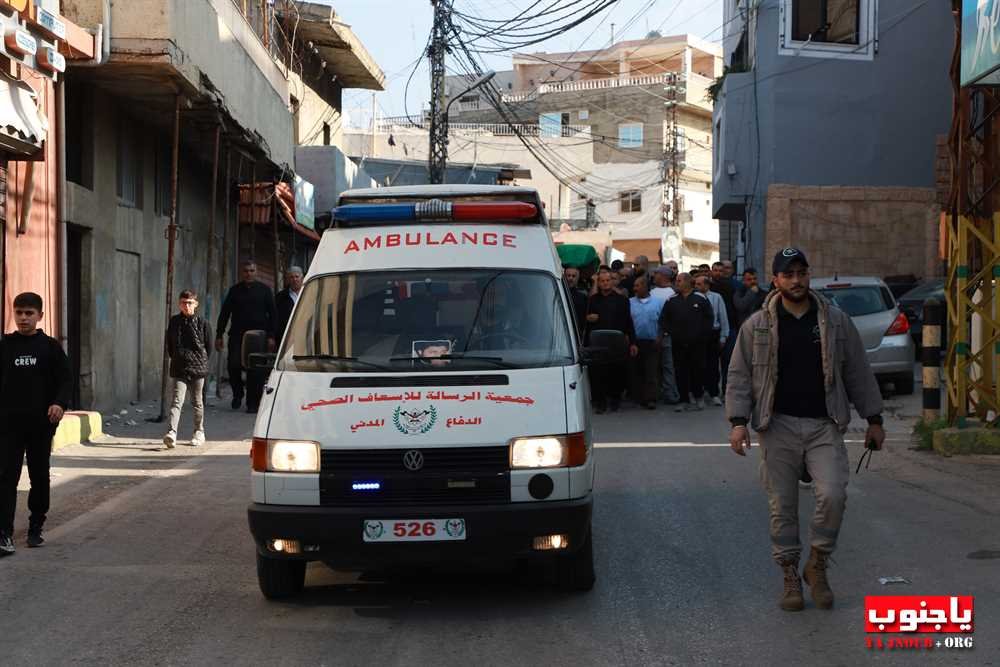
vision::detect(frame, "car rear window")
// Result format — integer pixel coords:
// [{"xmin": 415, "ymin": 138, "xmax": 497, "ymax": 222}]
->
[{"xmin": 818, "ymin": 286, "xmax": 893, "ymax": 317}]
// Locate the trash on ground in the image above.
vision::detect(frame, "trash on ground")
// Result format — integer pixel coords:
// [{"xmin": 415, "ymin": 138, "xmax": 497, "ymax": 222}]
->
[{"xmin": 878, "ymin": 576, "xmax": 911, "ymax": 585}]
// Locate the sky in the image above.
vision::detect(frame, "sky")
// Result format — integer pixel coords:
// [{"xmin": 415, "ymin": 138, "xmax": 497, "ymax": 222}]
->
[{"xmin": 312, "ymin": 0, "xmax": 725, "ymax": 127}]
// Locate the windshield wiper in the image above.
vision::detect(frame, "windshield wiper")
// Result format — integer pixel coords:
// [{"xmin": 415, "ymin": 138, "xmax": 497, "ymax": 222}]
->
[
  {"xmin": 292, "ymin": 355, "xmax": 390, "ymax": 371},
  {"xmin": 388, "ymin": 354, "xmax": 516, "ymax": 368}
]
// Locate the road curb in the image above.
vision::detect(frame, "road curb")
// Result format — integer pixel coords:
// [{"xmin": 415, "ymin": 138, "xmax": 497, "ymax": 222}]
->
[{"xmin": 52, "ymin": 411, "xmax": 104, "ymax": 451}]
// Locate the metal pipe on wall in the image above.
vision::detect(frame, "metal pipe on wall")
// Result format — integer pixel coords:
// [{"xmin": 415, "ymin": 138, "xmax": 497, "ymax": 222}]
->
[
  {"xmin": 56, "ymin": 80, "xmax": 68, "ymax": 358},
  {"xmin": 157, "ymin": 95, "xmax": 182, "ymax": 422},
  {"xmin": 205, "ymin": 125, "xmax": 221, "ymax": 393},
  {"xmin": 216, "ymin": 146, "xmax": 231, "ymax": 398}
]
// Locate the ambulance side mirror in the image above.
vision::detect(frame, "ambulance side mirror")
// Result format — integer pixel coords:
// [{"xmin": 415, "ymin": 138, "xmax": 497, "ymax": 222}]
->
[{"xmin": 582, "ymin": 329, "xmax": 627, "ymax": 365}]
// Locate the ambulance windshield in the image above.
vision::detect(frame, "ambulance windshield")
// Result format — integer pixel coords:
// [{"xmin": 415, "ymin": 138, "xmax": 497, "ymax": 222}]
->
[{"xmin": 277, "ymin": 269, "xmax": 574, "ymax": 372}]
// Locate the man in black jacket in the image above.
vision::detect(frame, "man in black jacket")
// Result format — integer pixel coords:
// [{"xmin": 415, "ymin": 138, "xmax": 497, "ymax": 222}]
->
[
  {"xmin": 562, "ymin": 264, "xmax": 588, "ymax": 335},
  {"xmin": 586, "ymin": 269, "xmax": 637, "ymax": 413},
  {"xmin": 659, "ymin": 273, "xmax": 714, "ymax": 411},
  {"xmin": 164, "ymin": 290, "xmax": 213, "ymax": 449},
  {"xmin": 0, "ymin": 292, "xmax": 71, "ymax": 553},
  {"xmin": 274, "ymin": 266, "xmax": 304, "ymax": 342},
  {"xmin": 216, "ymin": 261, "xmax": 277, "ymax": 412}
]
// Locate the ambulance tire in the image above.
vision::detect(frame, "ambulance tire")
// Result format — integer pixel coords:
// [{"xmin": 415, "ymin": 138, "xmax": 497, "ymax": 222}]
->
[
  {"xmin": 557, "ymin": 526, "xmax": 595, "ymax": 592},
  {"xmin": 256, "ymin": 552, "xmax": 306, "ymax": 599}
]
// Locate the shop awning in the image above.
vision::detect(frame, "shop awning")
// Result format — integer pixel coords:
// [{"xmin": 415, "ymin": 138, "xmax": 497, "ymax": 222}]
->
[
  {"xmin": 239, "ymin": 182, "xmax": 321, "ymax": 242},
  {"xmin": 0, "ymin": 78, "xmax": 46, "ymax": 156}
]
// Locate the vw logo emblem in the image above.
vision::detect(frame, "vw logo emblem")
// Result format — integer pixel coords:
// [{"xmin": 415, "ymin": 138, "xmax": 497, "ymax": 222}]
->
[{"xmin": 403, "ymin": 449, "xmax": 424, "ymax": 471}]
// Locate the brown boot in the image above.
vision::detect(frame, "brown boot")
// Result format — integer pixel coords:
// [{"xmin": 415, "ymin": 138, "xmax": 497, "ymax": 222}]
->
[
  {"xmin": 779, "ymin": 560, "xmax": 804, "ymax": 611},
  {"xmin": 803, "ymin": 548, "xmax": 834, "ymax": 609}
]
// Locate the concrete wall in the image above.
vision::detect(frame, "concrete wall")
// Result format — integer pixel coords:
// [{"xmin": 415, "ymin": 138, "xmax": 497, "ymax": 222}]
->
[
  {"xmin": 712, "ymin": 0, "xmax": 954, "ymax": 272},
  {"xmin": 291, "ymin": 70, "xmax": 344, "ymax": 148},
  {"xmin": 294, "ymin": 145, "xmax": 376, "ymax": 216},
  {"xmin": 65, "ymin": 0, "xmax": 295, "ymax": 168},
  {"xmin": 64, "ymin": 88, "xmax": 231, "ymax": 413},
  {"xmin": 764, "ymin": 184, "xmax": 942, "ymax": 280}
]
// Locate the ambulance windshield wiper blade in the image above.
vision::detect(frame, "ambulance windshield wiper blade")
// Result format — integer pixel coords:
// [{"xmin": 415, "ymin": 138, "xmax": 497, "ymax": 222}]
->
[
  {"xmin": 388, "ymin": 354, "xmax": 516, "ymax": 368},
  {"xmin": 292, "ymin": 355, "xmax": 391, "ymax": 371}
]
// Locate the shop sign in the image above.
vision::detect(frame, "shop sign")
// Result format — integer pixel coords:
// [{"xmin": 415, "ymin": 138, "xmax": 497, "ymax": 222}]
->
[
  {"xmin": 4, "ymin": 25, "xmax": 36, "ymax": 56},
  {"xmin": 963, "ymin": 0, "xmax": 1000, "ymax": 86},
  {"xmin": 36, "ymin": 44, "xmax": 63, "ymax": 72}
]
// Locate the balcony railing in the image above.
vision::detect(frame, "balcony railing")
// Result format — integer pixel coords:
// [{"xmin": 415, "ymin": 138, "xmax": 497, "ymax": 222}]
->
[
  {"xmin": 500, "ymin": 71, "xmax": 714, "ymax": 110},
  {"xmin": 370, "ymin": 119, "xmax": 593, "ymax": 138}
]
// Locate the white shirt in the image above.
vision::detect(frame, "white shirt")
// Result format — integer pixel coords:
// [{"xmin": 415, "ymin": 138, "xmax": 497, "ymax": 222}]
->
[
  {"xmin": 651, "ymin": 286, "xmax": 676, "ymax": 302},
  {"xmin": 289, "ymin": 288, "xmax": 300, "ymax": 305},
  {"xmin": 695, "ymin": 290, "xmax": 730, "ymax": 339}
]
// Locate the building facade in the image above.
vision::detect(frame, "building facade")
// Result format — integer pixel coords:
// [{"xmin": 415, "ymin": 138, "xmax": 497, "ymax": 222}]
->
[
  {"xmin": 712, "ymin": 0, "xmax": 953, "ymax": 277},
  {"xmin": 446, "ymin": 34, "xmax": 723, "ymax": 267},
  {"xmin": 56, "ymin": 0, "xmax": 382, "ymax": 412}
]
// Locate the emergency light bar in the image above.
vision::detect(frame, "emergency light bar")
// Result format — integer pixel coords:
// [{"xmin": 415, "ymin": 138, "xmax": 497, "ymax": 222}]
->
[{"xmin": 332, "ymin": 199, "xmax": 538, "ymax": 225}]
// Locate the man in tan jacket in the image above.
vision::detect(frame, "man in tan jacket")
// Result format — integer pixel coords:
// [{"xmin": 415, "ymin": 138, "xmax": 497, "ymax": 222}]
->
[{"xmin": 725, "ymin": 248, "xmax": 885, "ymax": 612}]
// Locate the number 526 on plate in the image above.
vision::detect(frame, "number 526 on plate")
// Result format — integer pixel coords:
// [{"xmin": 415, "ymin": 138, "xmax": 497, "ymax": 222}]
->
[{"xmin": 363, "ymin": 518, "xmax": 467, "ymax": 542}]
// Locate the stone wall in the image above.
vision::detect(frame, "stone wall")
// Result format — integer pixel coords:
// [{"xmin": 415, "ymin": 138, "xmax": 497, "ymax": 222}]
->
[{"xmin": 765, "ymin": 184, "xmax": 942, "ymax": 280}]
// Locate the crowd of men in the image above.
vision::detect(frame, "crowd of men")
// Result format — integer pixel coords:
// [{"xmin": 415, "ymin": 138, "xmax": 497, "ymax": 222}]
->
[{"xmin": 564, "ymin": 256, "xmax": 770, "ymax": 414}]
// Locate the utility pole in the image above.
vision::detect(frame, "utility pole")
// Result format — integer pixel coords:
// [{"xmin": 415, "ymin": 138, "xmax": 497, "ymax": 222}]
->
[
  {"xmin": 661, "ymin": 71, "xmax": 686, "ymax": 263},
  {"xmin": 428, "ymin": 0, "xmax": 449, "ymax": 184}
]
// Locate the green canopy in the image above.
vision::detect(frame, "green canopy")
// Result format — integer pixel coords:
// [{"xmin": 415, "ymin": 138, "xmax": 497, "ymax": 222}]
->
[{"xmin": 556, "ymin": 244, "xmax": 600, "ymax": 271}]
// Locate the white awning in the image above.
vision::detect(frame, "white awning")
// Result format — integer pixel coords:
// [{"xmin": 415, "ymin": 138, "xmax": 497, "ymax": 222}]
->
[{"xmin": 0, "ymin": 77, "xmax": 47, "ymax": 156}]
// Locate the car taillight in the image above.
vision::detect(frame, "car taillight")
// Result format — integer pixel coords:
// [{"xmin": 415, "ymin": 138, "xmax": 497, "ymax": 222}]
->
[{"xmin": 885, "ymin": 312, "xmax": 910, "ymax": 336}]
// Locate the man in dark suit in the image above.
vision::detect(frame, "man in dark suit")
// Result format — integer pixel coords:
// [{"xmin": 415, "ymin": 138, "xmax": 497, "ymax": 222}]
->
[
  {"xmin": 275, "ymin": 266, "xmax": 304, "ymax": 342},
  {"xmin": 216, "ymin": 261, "xmax": 277, "ymax": 412}
]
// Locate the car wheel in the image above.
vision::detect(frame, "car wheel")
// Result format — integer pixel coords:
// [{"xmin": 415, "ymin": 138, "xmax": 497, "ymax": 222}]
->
[
  {"xmin": 893, "ymin": 373, "xmax": 915, "ymax": 396},
  {"xmin": 556, "ymin": 527, "xmax": 595, "ymax": 592},
  {"xmin": 256, "ymin": 552, "xmax": 306, "ymax": 599}
]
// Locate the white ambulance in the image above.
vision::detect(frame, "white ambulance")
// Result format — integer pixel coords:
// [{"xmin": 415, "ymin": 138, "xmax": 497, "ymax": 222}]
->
[{"xmin": 247, "ymin": 185, "xmax": 624, "ymax": 598}]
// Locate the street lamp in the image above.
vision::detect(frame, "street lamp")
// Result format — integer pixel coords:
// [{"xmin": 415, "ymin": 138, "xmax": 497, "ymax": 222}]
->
[{"xmin": 430, "ymin": 70, "xmax": 496, "ymax": 184}]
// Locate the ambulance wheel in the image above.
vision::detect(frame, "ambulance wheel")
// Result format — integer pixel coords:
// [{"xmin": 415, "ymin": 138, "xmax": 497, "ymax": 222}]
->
[
  {"xmin": 256, "ymin": 552, "xmax": 306, "ymax": 599},
  {"xmin": 557, "ymin": 527, "xmax": 595, "ymax": 592}
]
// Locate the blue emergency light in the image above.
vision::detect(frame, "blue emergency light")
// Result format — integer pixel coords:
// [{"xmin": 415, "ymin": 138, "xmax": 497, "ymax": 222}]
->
[
  {"xmin": 332, "ymin": 200, "xmax": 536, "ymax": 224},
  {"xmin": 351, "ymin": 481, "xmax": 382, "ymax": 492}
]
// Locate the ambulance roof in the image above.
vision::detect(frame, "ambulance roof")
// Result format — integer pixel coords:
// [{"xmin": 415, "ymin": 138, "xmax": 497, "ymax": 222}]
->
[{"xmin": 337, "ymin": 184, "xmax": 540, "ymax": 202}]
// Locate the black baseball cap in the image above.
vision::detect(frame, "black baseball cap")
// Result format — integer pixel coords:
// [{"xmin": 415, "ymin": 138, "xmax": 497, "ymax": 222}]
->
[{"xmin": 772, "ymin": 247, "xmax": 809, "ymax": 275}]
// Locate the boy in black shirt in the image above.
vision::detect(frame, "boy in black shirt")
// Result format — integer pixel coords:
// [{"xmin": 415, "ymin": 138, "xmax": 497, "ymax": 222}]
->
[{"xmin": 0, "ymin": 292, "xmax": 71, "ymax": 554}]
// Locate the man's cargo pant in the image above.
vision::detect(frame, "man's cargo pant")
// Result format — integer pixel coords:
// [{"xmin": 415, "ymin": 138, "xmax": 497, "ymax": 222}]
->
[{"xmin": 757, "ymin": 413, "xmax": 850, "ymax": 564}]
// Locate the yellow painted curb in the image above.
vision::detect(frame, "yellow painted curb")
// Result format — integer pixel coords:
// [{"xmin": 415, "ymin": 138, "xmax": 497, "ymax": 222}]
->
[{"xmin": 52, "ymin": 411, "xmax": 104, "ymax": 451}]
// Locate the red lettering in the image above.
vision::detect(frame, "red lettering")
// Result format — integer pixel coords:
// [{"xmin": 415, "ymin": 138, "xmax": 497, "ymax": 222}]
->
[
  {"xmin": 386, "ymin": 234, "xmax": 401, "ymax": 247},
  {"xmin": 462, "ymin": 232, "xmax": 478, "ymax": 244},
  {"xmin": 425, "ymin": 233, "xmax": 440, "ymax": 246},
  {"xmin": 363, "ymin": 236, "xmax": 382, "ymax": 250},
  {"xmin": 441, "ymin": 232, "xmax": 458, "ymax": 245},
  {"xmin": 344, "ymin": 240, "xmax": 360, "ymax": 254},
  {"xmin": 483, "ymin": 232, "xmax": 498, "ymax": 246},
  {"xmin": 405, "ymin": 233, "xmax": 421, "ymax": 246},
  {"xmin": 502, "ymin": 234, "xmax": 516, "ymax": 248}
]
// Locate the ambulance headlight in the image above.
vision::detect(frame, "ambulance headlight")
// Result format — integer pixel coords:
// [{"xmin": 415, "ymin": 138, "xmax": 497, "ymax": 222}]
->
[
  {"xmin": 266, "ymin": 440, "xmax": 320, "ymax": 473},
  {"xmin": 509, "ymin": 434, "xmax": 587, "ymax": 469}
]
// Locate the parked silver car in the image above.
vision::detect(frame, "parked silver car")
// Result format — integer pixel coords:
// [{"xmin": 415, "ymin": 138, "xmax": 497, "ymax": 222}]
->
[{"xmin": 813, "ymin": 276, "xmax": 915, "ymax": 394}]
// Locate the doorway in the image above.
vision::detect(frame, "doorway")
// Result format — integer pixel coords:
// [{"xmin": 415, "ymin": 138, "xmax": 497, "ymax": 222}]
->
[{"xmin": 114, "ymin": 250, "xmax": 142, "ymax": 403}]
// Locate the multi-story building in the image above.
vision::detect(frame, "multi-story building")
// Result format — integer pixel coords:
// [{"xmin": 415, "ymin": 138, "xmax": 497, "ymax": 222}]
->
[
  {"xmin": 56, "ymin": 0, "xmax": 382, "ymax": 412},
  {"xmin": 447, "ymin": 34, "xmax": 722, "ymax": 266},
  {"xmin": 712, "ymin": 0, "xmax": 952, "ymax": 277}
]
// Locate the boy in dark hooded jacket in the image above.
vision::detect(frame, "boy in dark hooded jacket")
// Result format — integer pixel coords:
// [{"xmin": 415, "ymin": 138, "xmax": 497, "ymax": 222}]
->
[{"xmin": 164, "ymin": 290, "xmax": 213, "ymax": 449}]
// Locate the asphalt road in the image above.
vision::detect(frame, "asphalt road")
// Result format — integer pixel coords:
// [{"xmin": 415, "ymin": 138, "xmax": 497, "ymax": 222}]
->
[{"xmin": 1, "ymin": 395, "xmax": 998, "ymax": 666}]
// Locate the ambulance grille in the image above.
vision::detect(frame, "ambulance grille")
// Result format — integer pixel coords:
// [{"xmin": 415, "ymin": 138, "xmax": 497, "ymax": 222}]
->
[{"xmin": 320, "ymin": 446, "xmax": 510, "ymax": 506}]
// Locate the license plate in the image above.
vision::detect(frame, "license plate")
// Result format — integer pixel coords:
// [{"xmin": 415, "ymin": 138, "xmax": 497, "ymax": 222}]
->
[{"xmin": 362, "ymin": 518, "xmax": 466, "ymax": 543}]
